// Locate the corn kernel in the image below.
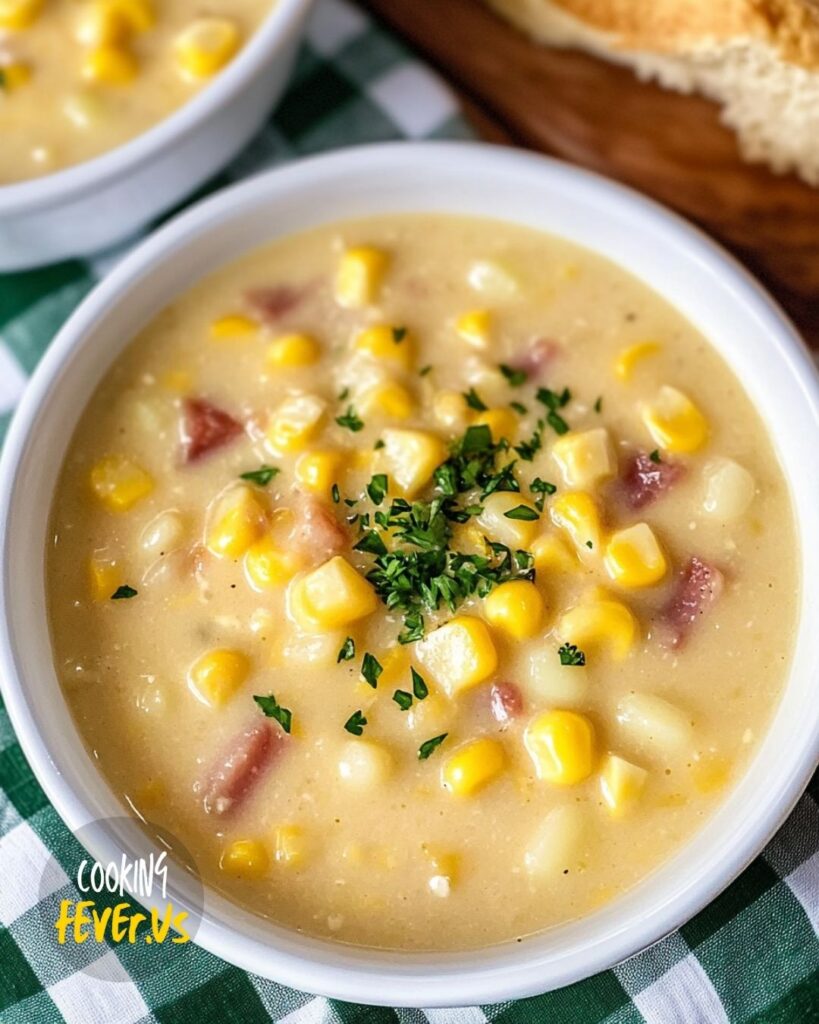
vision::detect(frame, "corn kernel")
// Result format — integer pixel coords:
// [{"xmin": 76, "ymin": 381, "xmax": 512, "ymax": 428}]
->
[
  {"xmin": 484, "ymin": 580, "xmax": 544, "ymax": 640},
  {"xmin": 353, "ymin": 325, "xmax": 413, "ymax": 371},
  {"xmin": 552, "ymin": 428, "xmax": 614, "ymax": 490},
  {"xmin": 338, "ymin": 739, "xmax": 393, "ymax": 788},
  {"xmin": 175, "ymin": 17, "xmax": 240, "ymax": 78},
  {"xmin": 220, "ymin": 839, "xmax": 268, "ymax": 878},
  {"xmin": 159, "ymin": 369, "xmax": 193, "ymax": 393},
  {"xmin": 416, "ymin": 616, "xmax": 497, "ymax": 697},
  {"xmin": 474, "ymin": 406, "xmax": 518, "ymax": 443},
  {"xmin": 209, "ymin": 314, "xmax": 258, "ymax": 341},
  {"xmin": 207, "ymin": 487, "xmax": 266, "ymax": 559},
  {"xmin": 359, "ymin": 381, "xmax": 414, "ymax": 420},
  {"xmin": 604, "ymin": 522, "xmax": 667, "ymax": 588},
  {"xmin": 266, "ymin": 333, "xmax": 321, "ymax": 368},
  {"xmin": 271, "ymin": 824, "xmax": 307, "ymax": 867},
  {"xmin": 642, "ymin": 385, "xmax": 708, "ymax": 454},
  {"xmin": 456, "ymin": 309, "xmax": 492, "ymax": 349},
  {"xmin": 0, "ymin": 0, "xmax": 42, "ymax": 30},
  {"xmin": 524, "ymin": 710, "xmax": 595, "ymax": 785},
  {"xmin": 290, "ymin": 556, "xmax": 377, "ymax": 630},
  {"xmin": 549, "ymin": 491, "xmax": 601, "ymax": 557},
  {"xmin": 266, "ymin": 393, "xmax": 326, "ymax": 454},
  {"xmin": 82, "ymin": 44, "xmax": 139, "ymax": 86},
  {"xmin": 531, "ymin": 532, "xmax": 577, "ymax": 573},
  {"xmin": 559, "ymin": 595, "xmax": 637, "ymax": 661},
  {"xmin": 614, "ymin": 341, "xmax": 660, "ymax": 381},
  {"xmin": 75, "ymin": 2, "xmax": 138, "ymax": 47},
  {"xmin": 88, "ymin": 555, "xmax": 122, "ymax": 601},
  {"xmin": 108, "ymin": 0, "xmax": 154, "ymax": 32},
  {"xmin": 478, "ymin": 491, "xmax": 540, "ymax": 548},
  {"xmin": 90, "ymin": 455, "xmax": 154, "ymax": 512},
  {"xmin": 442, "ymin": 737, "xmax": 505, "ymax": 796},
  {"xmin": 244, "ymin": 536, "xmax": 300, "ymax": 590},
  {"xmin": 600, "ymin": 754, "xmax": 648, "ymax": 815},
  {"xmin": 0, "ymin": 62, "xmax": 30, "ymax": 90},
  {"xmin": 188, "ymin": 648, "xmax": 250, "ymax": 707},
  {"xmin": 336, "ymin": 246, "xmax": 388, "ymax": 308},
  {"xmin": 432, "ymin": 389, "xmax": 473, "ymax": 432},
  {"xmin": 295, "ymin": 450, "xmax": 343, "ymax": 497},
  {"xmin": 379, "ymin": 428, "xmax": 445, "ymax": 497}
]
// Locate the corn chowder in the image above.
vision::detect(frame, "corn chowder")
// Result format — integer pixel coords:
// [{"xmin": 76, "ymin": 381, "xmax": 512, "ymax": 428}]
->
[
  {"xmin": 0, "ymin": 0, "xmax": 271, "ymax": 182},
  {"xmin": 48, "ymin": 215, "xmax": 798, "ymax": 950}
]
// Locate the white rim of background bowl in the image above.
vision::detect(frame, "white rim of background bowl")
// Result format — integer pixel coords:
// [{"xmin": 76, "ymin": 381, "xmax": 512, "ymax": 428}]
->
[
  {"xmin": 0, "ymin": 0, "xmax": 313, "ymax": 214},
  {"xmin": 1, "ymin": 143, "xmax": 817, "ymax": 1007}
]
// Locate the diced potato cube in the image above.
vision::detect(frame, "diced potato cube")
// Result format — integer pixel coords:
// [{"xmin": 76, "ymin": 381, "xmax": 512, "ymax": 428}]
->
[
  {"xmin": 82, "ymin": 44, "xmax": 139, "ymax": 85},
  {"xmin": 174, "ymin": 16, "xmax": 240, "ymax": 78},
  {"xmin": 600, "ymin": 754, "xmax": 648, "ymax": 816},
  {"xmin": 523, "ymin": 804, "xmax": 584, "ymax": 879},
  {"xmin": 467, "ymin": 259, "xmax": 519, "ymax": 300},
  {"xmin": 477, "ymin": 491, "xmax": 540, "ymax": 548},
  {"xmin": 266, "ymin": 333, "xmax": 321, "ymax": 368},
  {"xmin": 220, "ymin": 839, "xmax": 268, "ymax": 878},
  {"xmin": 549, "ymin": 491, "xmax": 601, "ymax": 558},
  {"xmin": 616, "ymin": 692, "xmax": 693, "ymax": 755},
  {"xmin": 432, "ymin": 390, "xmax": 473, "ymax": 433},
  {"xmin": 359, "ymin": 381, "xmax": 414, "ymax": 420},
  {"xmin": 289, "ymin": 556, "xmax": 377, "ymax": 630},
  {"xmin": 88, "ymin": 555, "xmax": 122, "ymax": 601},
  {"xmin": 379, "ymin": 428, "xmax": 445, "ymax": 497},
  {"xmin": 474, "ymin": 406, "xmax": 518, "ymax": 443},
  {"xmin": 405, "ymin": 693, "xmax": 452, "ymax": 734},
  {"xmin": 353, "ymin": 325, "xmax": 413, "ymax": 371},
  {"xmin": 244, "ymin": 536, "xmax": 301, "ymax": 590},
  {"xmin": 642, "ymin": 385, "xmax": 708, "ymax": 454},
  {"xmin": 337, "ymin": 739, "xmax": 393, "ymax": 788},
  {"xmin": 90, "ymin": 455, "xmax": 154, "ymax": 512},
  {"xmin": 335, "ymin": 247, "xmax": 389, "ymax": 308},
  {"xmin": 206, "ymin": 486, "xmax": 267, "ymax": 559},
  {"xmin": 279, "ymin": 630, "xmax": 347, "ymax": 668},
  {"xmin": 551, "ymin": 428, "xmax": 614, "ymax": 490},
  {"xmin": 295, "ymin": 449, "xmax": 344, "ymax": 496},
  {"xmin": 484, "ymin": 580, "xmax": 545, "ymax": 640},
  {"xmin": 526, "ymin": 646, "xmax": 589, "ymax": 706},
  {"xmin": 614, "ymin": 341, "xmax": 660, "ymax": 381},
  {"xmin": 416, "ymin": 616, "xmax": 498, "ymax": 697},
  {"xmin": 441, "ymin": 737, "xmax": 505, "ymax": 796},
  {"xmin": 702, "ymin": 457, "xmax": 755, "ymax": 520},
  {"xmin": 558, "ymin": 595, "xmax": 637, "ymax": 661},
  {"xmin": 265, "ymin": 393, "xmax": 326, "ymax": 454},
  {"xmin": 188, "ymin": 648, "xmax": 250, "ymax": 707},
  {"xmin": 604, "ymin": 522, "xmax": 667, "ymax": 588},
  {"xmin": 271, "ymin": 824, "xmax": 307, "ymax": 867},
  {"xmin": 455, "ymin": 309, "xmax": 492, "ymax": 349},
  {"xmin": 524, "ymin": 710, "xmax": 595, "ymax": 785},
  {"xmin": 531, "ymin": 532, "xmax": 577, "ymax": 573},
  {"xmin": 140, "ymin": 509, "xmax": 185, "ymax": 554}
]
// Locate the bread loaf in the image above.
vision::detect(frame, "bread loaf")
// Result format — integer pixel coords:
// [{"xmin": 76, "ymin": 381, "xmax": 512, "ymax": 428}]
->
[{"xmin": 485, "ymin": 0, "xmax": 819, "ymax": 185}]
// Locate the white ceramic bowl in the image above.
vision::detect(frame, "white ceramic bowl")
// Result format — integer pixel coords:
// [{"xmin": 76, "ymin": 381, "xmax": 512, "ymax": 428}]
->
[
  {"xmin": 0, "ymin": 0, "xmax": 314, "ymax": 271},
  {"xmin": 1, "ymin": 143, "xmax": 818, "ymax": 1006}
]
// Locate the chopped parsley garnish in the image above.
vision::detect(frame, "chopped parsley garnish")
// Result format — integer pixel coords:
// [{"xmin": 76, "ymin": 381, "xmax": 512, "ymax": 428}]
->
[
  {"xmin": 354, "ymin": 529, "xmax": 389, "ymax": 557},
  {"xmin": 649, "ymin": 449, "xmax": 662, "ymax": 464},
  {"xmin": 240, "ymin": 464, "xmax": 279, "ymax": 486},
  {"xmin": 411, "ymin": 667, "xmax": 428, "ymax": 700},
  {"xmin": 499, "ymin": 363, "xmax": 527, "ymax": 387},
  {"xmin": 510, "ymin": 401, "xmax": 528, "ymax": 415},
  {"xmin": 463, "ymin": 387, "xmax": 488, "ymax": 412},
  {"xmin": 419, "ymin": 364, "xmax": 432, "ymax": 377},
  {"xmin": 418, "ymin": 733, "xmax": 448, "ymax": 760},
  {"xmin": 392, "ymin": 326, "xmax": 408, "ymax": 343},
  {"xmin": 344, "ymin": 710, "xmax": 367, "ymax": 736},
  {"xmin": 536, "ymin": 386, "xmax": 571, "ymax": 435},
  {"xmin": 374, "ymin": 438, "xmax": 385, "ymax": 449},
  {"xmin": 336, "ymin": 406, "xmax": 364, "ymax": 432},
  {"xmin": 392, "ymin": 689, "xmax": 413, "ymax": 711},
  {"xmin": 367, "ymin": 473, "xmax": 388, "ymax": 506},
  {"xmin": 434, "ymin": 424, "xmax": 519, "ymax": 500},
  {"xmin": 558, "ymin": 643, "xmax": 586, "ymax": 667},
  {"xmin": 338, "ymin": 386, "xmax": 350, "ymax": 401},
  {"xmin": 253, "ymin": 693, "xmax": 292, "ymax": 733},
  {"xmin": 337, "ymin": 637, "xmax": 356, "ymax": 663},
  {"xmin": 531, "ymin": 477, "xmax": 557, "ymax": 496},
  {"xmin": 586, "ymin": 540, "xmax": 594, "ymax": 549},
  {"xmin": 504, "ymin": 504, "xmax": 539, "ymax": 522},
  {"xmin": 514, "ymin": 421, "xmax": 543, "ymax": 462},
  {"xmin": 361, "ymin": 652, "xmax": 383, "ymax": 688},
  {"xmin": 331, "ymin": 483, "xmax": 340, "ymax": 504},
  {"xmin": 594, "ymin": 396, "xmax": 603, "ymax": 413},
  {"xmin": 111, "ymin": 584, "xmax": 138, "ymax": 600}
]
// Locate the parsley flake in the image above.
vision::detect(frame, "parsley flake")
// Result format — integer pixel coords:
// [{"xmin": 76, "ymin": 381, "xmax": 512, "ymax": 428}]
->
[
  {"xmin": 594, "ymin": 396, "xmax": 603, "ymax": 413},
  {"xmin": 530, "ymin": 476, "xmax": 557, "ymax": 511},
  {"xmin": 419, "ymin": 365, "xmax": 432, "ymax": 377},
  {"xmin": 499, "ymin": 363, "xmax": 527, "ymax": 387},
  {"xmin": 649, "ymin": 449, "xmax": 662, "ymax": 464},
  {"xmin": 367, "ymin": 473, "xmax": 388, "ymax": 506},
  {"xmin": 392, "ymin": 326, "xmax": 408, "ymax": 343},
  {"xmin": 331, "ymin": 483, "xmax": 340, "ymax": 504},
  {"xmin": 510, "ymin": 401, "xmax": 528, "ymax": 415},
  {"xmin": 337, "ymin": 637, "xmax": 356, "ymax": 663},
  {"xmin": 392, "ymin": 689, "xmax": 413, "ymax": 711},
  {"xmin": 536, "ymin": 386, "xmax": 571, "ymax": 434},
  {"xmin": 463, "ymin": 387, "xmax": 488, "ymax": 412},
  {"xmin": 558, "ymin": 643, "xmax": 586, "ymax": 667},
  {"xmin": 111, "ymin": 584, "xmax": 138, "ymax": 600},
  {"xmin": 344, "ymin": 710, "xmax": 367, "ymax": 736},
  {"xmin": 336, "ymin": 406, "xmax": 364, "ymax": 432},
  {"xmin": 418, "ymin": 733, "xmax": 448, "ymax": 760},
  {"xmin": 253, "ymin": 693, "xmax": 293, "ymax": 733},
  {"xmin": 361, "ymin": 653, "xmax": 383, "ymax": 688},
  {"xmin": 504, "ymin": 504, "xmax": 540, "ymax": 522},
  {"xmin": 411, "ymin": 667, "xmax": 428, "ymax": 700},
  {"xmin": 240, "ymin": 464, "xmax": 279, "ymax": 487}
]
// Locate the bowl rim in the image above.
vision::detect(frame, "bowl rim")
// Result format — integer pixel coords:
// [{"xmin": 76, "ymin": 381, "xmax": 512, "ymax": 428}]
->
[
  {"xmin": 0, "ymin": 0, "xmax": 314, "ymax": 213},
  {"xmin": 1, "ymin": 141, "xmax": 818, "ymax": 1006}
]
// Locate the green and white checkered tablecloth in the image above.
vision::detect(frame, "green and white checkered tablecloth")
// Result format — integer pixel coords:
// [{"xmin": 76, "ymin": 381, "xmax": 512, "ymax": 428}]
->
[{"xmin": 0, "ymin": 1, "xmax": 816, "ymax": 1021}]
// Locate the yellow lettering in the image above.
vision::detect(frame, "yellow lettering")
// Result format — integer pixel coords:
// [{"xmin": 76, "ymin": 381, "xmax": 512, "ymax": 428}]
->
[
  {"xmin": 111, "ymin": 902, "xmax": 130, "ymax": 943},
  {"xmin": 171, "ymin": 909, "xmax": 190, "ymax": 943},
  {"xmin": 151, "ymin": 903, "xmax": 172, "ymax": 944},
  {"xmin": 73, "ymin": 901, "xmax": 94, "ymax": 944},
  {"xmin": 127, "ymin": 911, "xmax": 146, "ymax": 943},
  {"xmin": 92, "ymin": 906, "xmax": 112, "ymax": 943},
  {"xmin": 54, "ymin": 899, "xmax": 74, "ymax": 944}
]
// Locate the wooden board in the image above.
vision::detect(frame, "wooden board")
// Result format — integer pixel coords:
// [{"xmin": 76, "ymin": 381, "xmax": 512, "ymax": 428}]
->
[{"xmin": 361, "ymin": 0, "xmax": 819, "ymax": 349}]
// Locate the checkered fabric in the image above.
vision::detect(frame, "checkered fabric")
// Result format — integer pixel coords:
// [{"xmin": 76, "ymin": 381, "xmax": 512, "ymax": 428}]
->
[{"xmin": 0, "ymin": 1, "xmax": 816, "ymax": 1021}]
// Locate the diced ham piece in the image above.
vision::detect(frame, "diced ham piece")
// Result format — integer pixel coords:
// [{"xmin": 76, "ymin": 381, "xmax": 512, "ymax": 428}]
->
[
  {"xmin": 201, "ymin": 720, "xmax": 285, "ymax": 816},
  {"xmin": 244, "ymin": 284, "xmax": 306, "ymax": 324},
  {"xmin": 510, "ymin": 338, "xmax": 560, "ymax": 379},
  {"xmin": 289, "ymin": 494, "xmax": 348, "ymax": 563},
  {"xmin": 489, "ymin": 682, "xmax": 524, "ymax": 726},
  {"xmin": 182, "ymin": 398, "xmax": 243, "ymax": 463},
  {"xmin": 657, "ymin": 556, "xmax": 724, "ymax": 649},
  {"xmin": 620, "ymin": 451, "xmax": 685, "ymax": 510}
]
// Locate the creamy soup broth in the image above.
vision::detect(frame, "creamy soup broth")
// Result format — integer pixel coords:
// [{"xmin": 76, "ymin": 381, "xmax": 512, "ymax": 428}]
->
[
  {"xmin": 0, "ymin": 0, "xmax": 272, "ymax": 182},
  {"xmin": 48, "ymin": 215, "xmax": 798, "ymax": 950}
]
